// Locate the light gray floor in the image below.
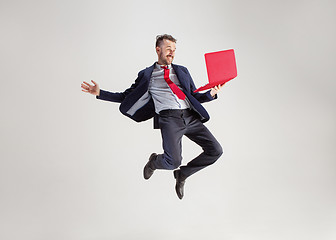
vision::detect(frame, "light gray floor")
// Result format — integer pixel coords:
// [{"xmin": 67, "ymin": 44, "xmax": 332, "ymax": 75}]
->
[{"xmin": 1, "ymin": 0, "xmax": 335, "ymax": 239}]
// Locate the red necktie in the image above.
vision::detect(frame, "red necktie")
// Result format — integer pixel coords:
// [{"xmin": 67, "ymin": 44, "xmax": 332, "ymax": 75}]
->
[{"xmin": 161, "ymin": 66, "xmax": 186, "ymax": 100}]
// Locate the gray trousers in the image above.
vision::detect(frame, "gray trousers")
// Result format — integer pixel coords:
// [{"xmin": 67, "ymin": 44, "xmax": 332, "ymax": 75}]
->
[{"xmin": 151, "ymin": 109, "xmax": 223, "ymax": 179}]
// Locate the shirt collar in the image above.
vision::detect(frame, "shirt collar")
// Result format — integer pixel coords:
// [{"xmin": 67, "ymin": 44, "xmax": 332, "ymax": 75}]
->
[{"xmin": 155, "ymin": 62, "xmax": 172, "ymax": 70}]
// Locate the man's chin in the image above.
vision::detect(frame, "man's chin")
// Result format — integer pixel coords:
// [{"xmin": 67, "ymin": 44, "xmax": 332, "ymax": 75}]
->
[
  {"xmin": 167, "ymin": 59, "xmax": 173, "ymax": 65},
  {"xmin": 159, "ymin": 58, "xmax": 173, "ymax": 65}
]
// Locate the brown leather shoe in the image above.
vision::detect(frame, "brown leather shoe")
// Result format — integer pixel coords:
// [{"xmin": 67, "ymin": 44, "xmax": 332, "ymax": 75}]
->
[
  {"xmin": 173, "ymin": 170, "xmax": 186, "ymax": 200},
  {"xmin": 143, "ymin": 153, "xmax": 157, "ymax": 180}
]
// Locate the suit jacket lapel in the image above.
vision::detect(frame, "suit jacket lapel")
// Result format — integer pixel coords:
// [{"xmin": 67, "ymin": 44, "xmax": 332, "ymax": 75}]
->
[
  {"xmin": 143, "ymin": 63, "xmax": 155, "ymax": 83},
  {"xmin": 172, "ymin": 64, "xmax": 190, "ymax": 92}
]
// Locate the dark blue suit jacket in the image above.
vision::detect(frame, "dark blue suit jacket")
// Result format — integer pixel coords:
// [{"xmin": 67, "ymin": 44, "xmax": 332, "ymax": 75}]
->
[{"xmin": 97, "ymin": 63, "xmax": 216, "ymax": 128}]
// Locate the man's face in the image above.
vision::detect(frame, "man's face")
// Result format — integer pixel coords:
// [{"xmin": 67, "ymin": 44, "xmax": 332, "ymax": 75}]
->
[{"xmin": 156, "ymin": 39, "xmax": 176, "ymax": 65}]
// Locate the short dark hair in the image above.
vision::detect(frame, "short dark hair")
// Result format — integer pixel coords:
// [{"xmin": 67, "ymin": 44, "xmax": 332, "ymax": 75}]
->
[{"xmin": 155, "ymin": 34, "xmax": 177, "ymax": 47}]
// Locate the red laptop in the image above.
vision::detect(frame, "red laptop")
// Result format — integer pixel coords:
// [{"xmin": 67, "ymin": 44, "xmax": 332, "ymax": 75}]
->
[{"xmin": 194, "ymin": 49, "xmax": 237, "ymax": 92}]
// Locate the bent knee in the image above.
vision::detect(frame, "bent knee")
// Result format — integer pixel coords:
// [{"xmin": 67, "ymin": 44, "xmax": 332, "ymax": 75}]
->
[
  {"xmin": 208, "ymin": 143, "xmax": 223, "ymax": 158},
  {"xmin": 202, "ymin": 143, "xmax": 223, "ymax": 167},
  {"xmin": 216, "ymin": 144, "xmax": 223, "ymax": 157},
  {"xmin": 164, "ymin": 154, "xmax": 182, "ymax": 169}
]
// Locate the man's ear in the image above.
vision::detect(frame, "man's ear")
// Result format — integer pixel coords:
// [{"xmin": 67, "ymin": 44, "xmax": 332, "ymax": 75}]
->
[{"xmin": 156, "ymin": 46, "xmax": 160, "ymax": 54}]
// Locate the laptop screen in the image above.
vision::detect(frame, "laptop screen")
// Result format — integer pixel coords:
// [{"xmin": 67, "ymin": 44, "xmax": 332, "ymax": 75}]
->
[{"xmin": 205, "ymin": 49, "xmax": 237, "ymax": 83}]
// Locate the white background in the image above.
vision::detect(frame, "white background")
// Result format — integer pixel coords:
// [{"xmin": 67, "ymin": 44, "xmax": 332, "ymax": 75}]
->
[{"xmin": 1, "ymin": 0, "xmax": 335, "ymax": 239}]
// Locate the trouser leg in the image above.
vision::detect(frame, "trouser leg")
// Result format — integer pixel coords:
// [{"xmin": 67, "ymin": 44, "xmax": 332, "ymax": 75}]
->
[
  {"xmin": 151, "ymin": 114, "xmax": 185, "ymax": 170},
  {"xmin": 179, "ymin": 115, "xmax": 223, "ymax": 178}
]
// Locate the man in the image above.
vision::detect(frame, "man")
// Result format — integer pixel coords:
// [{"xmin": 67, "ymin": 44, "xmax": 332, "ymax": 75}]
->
[{"xmin": 81, "ymin": 34, "xmax": 223, "ymax": 199}]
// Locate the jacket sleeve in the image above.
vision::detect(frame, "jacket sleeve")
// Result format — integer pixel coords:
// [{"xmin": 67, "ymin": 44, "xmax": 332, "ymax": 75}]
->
[
  {"xmin": 96, "ymin": 70, "xmax": 145, "ymax": 103},
  {"xmin": 184, "ymin": 67, "xmax": 217, "ymax": 103}
]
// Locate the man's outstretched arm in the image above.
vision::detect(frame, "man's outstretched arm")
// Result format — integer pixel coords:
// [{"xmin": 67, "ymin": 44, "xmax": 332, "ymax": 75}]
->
[{"xmin": 81, "ymin": 79, "xmax": 130, "ymax": 103}]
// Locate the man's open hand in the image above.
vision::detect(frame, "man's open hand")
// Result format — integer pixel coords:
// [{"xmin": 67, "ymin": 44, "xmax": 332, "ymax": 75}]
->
[{"xmin": 81, "ymin": 80, "xmax": 100, "ymax": 96}]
